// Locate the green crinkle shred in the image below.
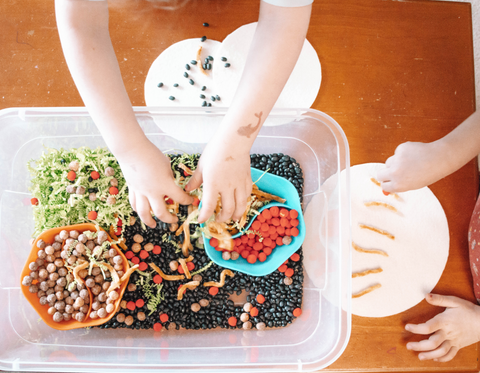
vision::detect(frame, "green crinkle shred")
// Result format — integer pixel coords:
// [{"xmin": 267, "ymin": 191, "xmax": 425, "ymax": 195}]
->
[{"xmin": 28, "ymin": 146, "xmax": 133, "ymax": 237}]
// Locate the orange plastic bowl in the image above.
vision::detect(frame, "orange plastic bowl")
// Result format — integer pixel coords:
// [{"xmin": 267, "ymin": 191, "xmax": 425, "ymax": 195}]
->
[{"xmin": 20, "ymin": 223, "xmax": 130, "ymax": 330}]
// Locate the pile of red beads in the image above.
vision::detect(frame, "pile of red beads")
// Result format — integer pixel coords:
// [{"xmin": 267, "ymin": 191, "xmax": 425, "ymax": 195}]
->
[{"xmin": 210, "ymin": 205, "xmax": 300, "ymax": 264}]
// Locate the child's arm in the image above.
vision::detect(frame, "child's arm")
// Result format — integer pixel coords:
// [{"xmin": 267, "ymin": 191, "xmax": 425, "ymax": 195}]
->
[
  {"xmin": 186, "ymin": 1, "xmax": 312, "ymax": 223},
  {"xmin": 405, "ymin": 293, "xmax": 480, "ymax": 362},
  {"xmin": 377, "ymin": 111, "xmax": 480, "ymax": 193},
  {"xmin": 55, "ymin": 0, "xmax": 192, "ymax": 227}
]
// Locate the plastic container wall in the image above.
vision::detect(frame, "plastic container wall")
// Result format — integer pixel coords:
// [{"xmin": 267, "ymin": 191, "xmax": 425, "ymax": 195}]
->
[{"xmin": 0, "ymin": 107, "xmax": 350, "ymax": 372}]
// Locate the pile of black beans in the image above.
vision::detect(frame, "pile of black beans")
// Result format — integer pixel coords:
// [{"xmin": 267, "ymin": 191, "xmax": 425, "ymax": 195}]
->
[{"xmin": 98, "ymin": 153, "xmax": 304, "ymax": 331}]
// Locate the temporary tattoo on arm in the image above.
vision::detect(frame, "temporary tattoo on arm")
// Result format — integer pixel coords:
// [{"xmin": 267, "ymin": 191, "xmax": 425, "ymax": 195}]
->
[{"xmin": 237, "ymin": 112, "xmax": 263, "ymax": 138}]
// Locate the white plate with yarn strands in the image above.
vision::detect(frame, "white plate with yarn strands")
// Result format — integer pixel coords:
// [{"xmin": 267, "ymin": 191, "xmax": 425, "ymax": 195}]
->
[{"xmin": 315, "ymin": 163, "xmax": 449, "ymax": 318}]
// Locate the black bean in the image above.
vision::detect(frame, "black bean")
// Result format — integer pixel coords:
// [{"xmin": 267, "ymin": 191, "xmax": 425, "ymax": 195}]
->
[
  {"xmin": 201, "ymin": 36, "xmax": 207, "ymax": 42},
  {"xmin": 157, "ymin": 82, "xmax": 163, "ymax": 87},
  {"xmin": 224, "ymin": 63, "xmax": 231, "ymax": 68},
  {"xmin": 203, "ymin": 22, "xmax": 209, "ymax": 27},
  {"xmin": 169, "ymin": 96, "xmax": 175, "ymax": 100}
]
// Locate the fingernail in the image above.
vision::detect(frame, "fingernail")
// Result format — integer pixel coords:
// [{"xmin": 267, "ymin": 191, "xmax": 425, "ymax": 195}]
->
[
  {"xmin": 433, "ymin": 358, "xmax": 438, "ymax": 362},
  {"xmin": 405, "ymin": 325, "xmax": 411, "ymax": 331},
  {"xmin": 406, "ymin": 344, "xmax": 411, "ymax": 350}
]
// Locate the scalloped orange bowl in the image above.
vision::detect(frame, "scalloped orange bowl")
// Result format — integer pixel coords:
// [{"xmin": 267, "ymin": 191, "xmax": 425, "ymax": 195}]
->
[{"xmin": 20, "ymin": 223, "xmax": 130, "ymax": 330}]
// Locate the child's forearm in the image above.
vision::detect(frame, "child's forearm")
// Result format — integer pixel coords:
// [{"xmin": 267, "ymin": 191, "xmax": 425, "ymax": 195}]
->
[
  {"xmin": 214, "ymin": 1, "xmax": 312, "ymax": 152},
  {"xmin": 436, "ymin": 111, "xmax": 480, "ymax": 176},
  {"xmin": 55, "ymin": 0, "xmax": 147, "ymax": 160}
]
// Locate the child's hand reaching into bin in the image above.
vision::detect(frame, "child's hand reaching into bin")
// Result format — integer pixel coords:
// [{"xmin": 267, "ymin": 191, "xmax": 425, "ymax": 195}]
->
[{"xmin": 118, "ymin": 139, "xmax": 193, "ymax": 228}]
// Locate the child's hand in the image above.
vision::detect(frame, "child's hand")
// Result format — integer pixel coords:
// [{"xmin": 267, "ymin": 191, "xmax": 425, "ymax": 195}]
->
[
  {"xmin": 405, "ymin": 293, "xmax": 480, "ymax": 362},
  {"xmin": 185, "ymin": 139, "xmax": 252, "ymax": 224},
  {"xmin": 376, "ymin": 141, "xmax": 449, "ymax": 193},
  {"xmin": 118, "ymin": 139, "xmax": 193, "ymax": 227}
]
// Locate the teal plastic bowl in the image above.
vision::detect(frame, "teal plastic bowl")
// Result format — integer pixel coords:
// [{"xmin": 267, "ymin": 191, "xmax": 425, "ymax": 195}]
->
[{"xmin": 200, "ymin": 167, "xmax": 305, "ymax": 276}]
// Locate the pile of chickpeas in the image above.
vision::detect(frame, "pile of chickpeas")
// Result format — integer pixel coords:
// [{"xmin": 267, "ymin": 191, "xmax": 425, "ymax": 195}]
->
[{"xmin": 22, "ymin": 228, "xmax": 125, "ymax": 324}]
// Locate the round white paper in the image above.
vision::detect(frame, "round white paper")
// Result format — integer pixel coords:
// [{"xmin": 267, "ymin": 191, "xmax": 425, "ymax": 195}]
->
[
  {"xmin": 212, "ymin": 22, "xmax": 322, "ymax": 109},
  {"xmin": 145, "ymin": 38, "xmax": 222, "ymax": 108},
  {"xmin": 349, "ymin": 163, "xmax": 449, "ymax": 317}
]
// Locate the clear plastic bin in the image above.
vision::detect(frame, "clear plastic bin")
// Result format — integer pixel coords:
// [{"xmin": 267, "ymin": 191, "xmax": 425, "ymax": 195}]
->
[{"xmin": 0, "ymin": 107, "xmax": 351, "ymax": 372}]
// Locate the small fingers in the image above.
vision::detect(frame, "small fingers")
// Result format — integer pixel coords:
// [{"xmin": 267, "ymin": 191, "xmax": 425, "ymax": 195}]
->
[
  {"xmin": 425, "ymin": 293, "xmax": 464, "ymax": 308},
  {"xmin": 406, "ymin": 330, "xmax": 445, "ymax": 352},
  {"xmin": 417, "ymin": 340, "xmax": 453, "ymax": 361},
  {"xmin": 232, "ymin": 188, "xmax": 248, "ymax": 222},
  {"xmin": 129, "ymin": 188, "xmax": 137, "ymax": 211},
  {"xmin": 217, "ymin": 191, "xmax": 235, "ymax": 223},
  {"xmin": 150, "ymin": 199, "xmax": 178, "ymax": 225},
  {"xmin": 135, "ymin": 195, "xmax": 157, "ymax": 228},
  {"xmin": 435, "ymin": 346, "xmax": 459, "ymax": 362},
  {"xmin": 185, "ymin": 168, "xmax": 203, "ymax": 193},
  {"xmin": 168, "ymin": 185, "xmax": 194, "ymax": 206},
  {"xmin": 198, "ymin": 187, "xmax": 218, "ymax": 224},
  {"xmin": 405, "ymin": 315, "xmax": 442, "ymax": 335},
  {"xmin": 376, "ymin": 167, "xmax": 391, "ymax": 183}
]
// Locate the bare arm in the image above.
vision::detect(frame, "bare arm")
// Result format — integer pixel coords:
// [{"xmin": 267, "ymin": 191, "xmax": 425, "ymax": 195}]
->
[
  {"xmin": 187, "ymin": 1, "xmax": 312, "ymax": 222},
  {"xmin": 377, "ymin": 110, "xmax": 480, "ymax": 192},
  {"xmin": 55, "ymin": 0, "xmax": 192, "ymax": 226}
]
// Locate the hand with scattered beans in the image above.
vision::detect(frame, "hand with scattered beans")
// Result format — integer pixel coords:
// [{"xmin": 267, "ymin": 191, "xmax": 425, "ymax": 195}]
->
[
  {"xmin": 405, "ymin": 293, "xmax": 480, "ymax": 362},
  {"xmin": 119, "ymin": 139, "xmax": 193, "ymax": 228}
]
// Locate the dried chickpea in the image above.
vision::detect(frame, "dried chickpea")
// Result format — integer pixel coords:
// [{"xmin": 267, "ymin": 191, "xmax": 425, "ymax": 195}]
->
[
  {"xmin": 106, "ymin": 196, "xmax": 116, "ymax": 205},
  {"xmin": 45, "ymin": 246, "xmax": 54, "ymax": 255},
  {"xmin": 55, "ymin": 300, "xmax": 66, "ymax": 311},
  {"xmin": 106, "ymin": 304, "xmax": 115, "ymax": 314},
  {"xmin": 49, "ymin": 272, "xmax": 59, "ymax": 281},
  {"xmin": 86, "ymin": 240, "xmax": 95, "ymax": 250},
  {"xmin": 69, "ymin": 230, "xmax": 79, "ymax": 239},
  {"xmin": 54, "ymin": 284, "xmax": 63, "ymax": 293},
  {"xmin": 63, "ymin": 313, "xmax": 72, "ymax": 321},
  {"xmin": 117, "ymin": 270, "xmax": 124, "ymax": 278},
  {"xmin": 22, "ymin": 275, "xmax": 33, "ymax": 286},
  {"xmin": 108, "ymin": 248, "xmax": 117, "ymax": 258},
  {"xmin": 79, "ymin": 289, "xmax": 89, "ymax": 300},
  {"xmin": 243, "ymin": 321, "xmax": 253, "ymax": 330},
  {"xmin": 104, "ymin": 167, "xmax": 115, "ymax": 176},
  {"xmin": 45, "ymin": 254, "xmax": 55, "ymax": 263},
  {"xmin": 91, "ymin": 285, "xmax": 102, "ymax": 296},
  {"xmin": 39, "ymin": 296, "xmax": 48, "ymax": 306},
  {"xmin": 102, "ymin": 281, "xmax": 111, "ymax": 291},
  {"xmin": 65, "ymin": 297, "xmax": 74, "ymax": 306},
  {"xmin": 283, "ymin": 277, "xmax": 293, "ymax": 286},
  {"xmin": 191, "ymin": 303, "xmax": 201, "ymax": 313},
  {"xmin": 74, "ymin": 297, "xmax": 85, "ymax": 307},
  {"xmin": 231, "ymin": 251, "xmax": 240, "ymax": 261},
  {"xmin": 92, "ymin": 301, "xmax": 101, "ymax": 311},
  {"xmin": 37, "ymin": 290, "xmax": 46, "ymax": 299},
  {"xmin": 129, "ymin": 216, "xmax": 136, "ymax": 226},
  {"xmin": 192, "ymin": 274, "xmax": 202, "ymax": 282},
  {"xmin": 222, "ymin": 251, "xmax": 231, "ymax": 261},
  {"xmin": 243, "ymin": 303, "xmax": 253, "ymax": 313},
  {"xmin": 60, "ymin": 251, "xmax": 68, "ymax": 260},
  {"xmin": 92, "ymin": 266, "xmax": 101, "ymax": 276},
  {"xmin": 98, "ymin": 292, "xmax": 107, "ymax": 303},
  {"xmin": 54, "ymin": 234, "xmax": 63, "ymax": 243},
  {"xmin": 76, "ymin": 243, "xmax": 85, "ymax": 255},
  {"xmin": 131, "ymin": 243, "xmax": 141, "ymax": 253},
  {"xmin": 46, "ymin": 279, "xmax": 56, "ymax": 288},
  {"xmin": 116, "ymin": 313, "xmax": 126, "ymax": 323},
  {"xmin": 137, "ymin": 311, "xmax": 146, "ymax": 321},
  {"xmin": 110, "ymin": 178, "xmax": 118, "ymax": 187},
  {"xmin": 75, "ymin": 312, "xmax": 86, "ymax": 322},
  {"xmin": 199, "ymin": 299, "xmax": 209, "ymax": 308},
  {"xmin": 133, "ymin": 234, "xmax": 144, "ymax": 243},
  {"xmin": 127, "ymin": 283, "xmax": 137, "ymax": 292},
  {"xmin": 113, "ymin": 255, "xmax": 123, "ymax": 265},
  {"xmin": 240, "ymin": 313, "xmax": 250, "ymax": 322},
  {"xmin": 59, "ymin": 230, "xmax": 69, "ymax": 240},
  {"xmin": 30, "ymin": 271, "xmax": 39, "ymax": 280},
  {"xmin": 46, "ymin": 288, "xmax": 54, "ymax": 296},
  {"xmin": 46, "ymin": 263, "xmax": 56, "ymax": 273},
  {"xmin": 120, "ymin": 300, "xmax": 127, "ymax": 309},
  {"xmin": 65, "ymin": 304, "xmax": 74, "ymax": 313},
  {"xmin": 65, "ymin": 238, "xmax": 75, "ymax": 248},
  {"xmin": 94, "ymin": 274, "xmax": 104, "ymax": 284},
  {"xmin": 54, "ymin": 258, "xmax": 64, "ymax": 267},
  {"xmin": 36, "ymin": 239, "xmax": 46, "ymax": 249},
  {"xmin": 35, "ymin": 258, "xmax": 45, "ymax": 267},
  {"xmin": 282, "ymin": 236, "xmax": 292, "ymax": 245},
  {"xmin": 125, "ymin": 315, "xmax": 134, "ymax": 326},
  {"xmin": 55, "ymin": 291, "xmax": 64, "ymax": 301},
  {"xmin": 89, "ymin": 193, "xmax": 97, "ymax": 202},
  {"xmin": 85, "ymin": 278, "xmax": 95, "ymax": 288},
  {"xmin": 93, "ymin": 246, "xmax": 103, "ymax": 257},
  {"xmin": 52, "ymin": 242, "xmax": 62, "ymax": 251},
  {"xmin": 113, "ymin": 264, "xmax": 123, "ymax": 272},
  {"xmin": 37, "ymin": 249, "xmax": 46, "ymax": 259},
  {"xmin": 169, "ymin": 260, "xmax": 179, "ymax": 271},
  {"xmin": 39, "ymin": 268, "xmax": 49, "ymax": 279},
  {"xmin": 70, "ymin": 291, "xmax": 79, "ymax": 300},
  {"xmin": 77, "ymin": 234, "xmax": 87, "ymax": 243},
  {"xmin": 106, "ymin": 297, "xmax": 114, "ymax": 305},
  {"xmin": 78, "ymin": 269, "xmax": 88, "ymax": 278},
  {"xmin": 144, "ymin": 243, "xmax": 154, "ymax": 252},
  {"xmin": 53, "ymin": 312, "xmax": 64, "ymax": 323},
  {"xmin": 69, "ymin": 160, "xmax": 79, "ymax": 171},
  {"xmin": 80, "ymin": 305, "xmax": 89, "ymax": 314},
  {"xmin": 256, "ymin": 322, "xmax": 266, "ymax": 331},
  {"xmin": 54, "ymin": 250, "xmax": 62, "ymax": 258},
  {"xmin": 47, "ymin": 307, "xmax": 56, "ymax": 315},
  {"xmin": 97, "ymin": 308, "xmax": 107, "ymax": 318},
  {"xmin": 89, "ymin": 310, "xmax": 98, "ymax": 319},
  {"xmin": 58, "ymin": 267, "xmax": 68, "ymax": 277},
  {"xmin": 29, "ymin": 285, "xmax": 39, "ymax": 293},
  {"xmin": 109, "ymin": 291, "xmax": 119, "ymax": 301}
]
